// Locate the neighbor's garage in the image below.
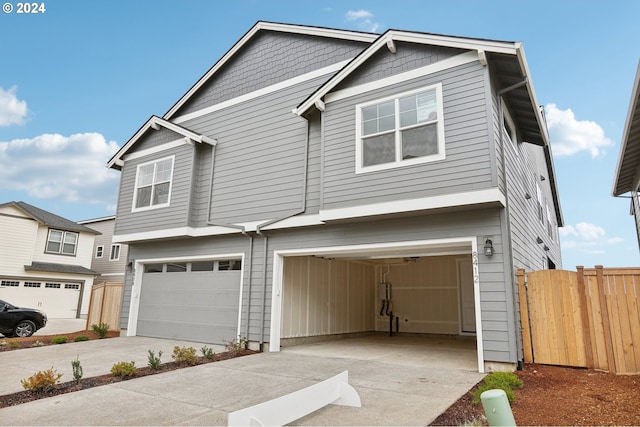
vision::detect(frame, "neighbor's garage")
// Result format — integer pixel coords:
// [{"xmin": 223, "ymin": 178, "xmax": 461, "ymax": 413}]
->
[
  {"xmin": 136, "ymin": 259, "xmax": 242, "ymax": 343},
  {"xmin": 0, "ymin": 279, "xmax": 81, "ymax": 318}
]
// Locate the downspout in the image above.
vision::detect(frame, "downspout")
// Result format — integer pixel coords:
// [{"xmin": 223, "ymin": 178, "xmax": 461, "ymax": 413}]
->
[
  {"xmin": 254, "ymin": 114, "xmax": 311, "ymax": 348},
  {"xmin": 204, "ymin": 142, "xmax": 254, "ymax": 341},
  {"xmin": 497, "ymin": 78, "xmax": 528, "ymax": 368}
]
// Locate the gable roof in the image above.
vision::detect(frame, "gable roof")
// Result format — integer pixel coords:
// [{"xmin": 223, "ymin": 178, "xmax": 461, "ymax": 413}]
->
[
  {"xmin": 613, "ymin": 60, "xmax": 640, "ymax": 196},
  {"xmin": 107, "ymin": 115, "xmax": 217, "ymax": 170},
  {"xmin": 295, "ymin": 28, "xmax": 547, "ymax": 147},
  {"xmin": 1, "ymin": 201, "xmax": 101, "ymax": 234},
  {"xmin": 162, "ymin": 21, "xmax": 378, "ymax": 121}
]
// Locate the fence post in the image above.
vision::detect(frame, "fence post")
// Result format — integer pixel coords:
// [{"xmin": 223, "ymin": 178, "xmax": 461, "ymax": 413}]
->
[
  {"xmin": 517, "ymin": 268, "xmax": 533, "ymax": 363},
  {"xmin": 576, "ymin": 266, "xmax": 594, "ymax": 368},
  {"xmin": 595, "ymin": 265, "xmax": 616, "ymax": 373}
]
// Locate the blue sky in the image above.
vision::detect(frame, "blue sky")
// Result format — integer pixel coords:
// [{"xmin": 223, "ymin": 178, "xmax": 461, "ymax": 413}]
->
[{"xmin": 1, "ymin": 0, "xmax": 639, "ymax": 269}]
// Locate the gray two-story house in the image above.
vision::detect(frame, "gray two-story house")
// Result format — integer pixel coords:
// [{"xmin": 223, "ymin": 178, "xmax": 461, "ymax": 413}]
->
[{"xmin": 108, "ymin": 22, "xmax": 562, "ymax": 373}]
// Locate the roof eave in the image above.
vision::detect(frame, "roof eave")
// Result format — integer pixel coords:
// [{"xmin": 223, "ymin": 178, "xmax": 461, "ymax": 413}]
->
[
  {"xmin": 164, "ymin": 21, "xmax": 379, "ymax": 121},
  {"xmin": 612, "ymin": 60, "xmax": 640, "ymax": 197},
  {"xmin": 295, "ymin": 30, "xmax": 520, "ymax": 117},
  {"xmin": 106, "ymin": 116, "xmax": 217, "ymax": 170}
]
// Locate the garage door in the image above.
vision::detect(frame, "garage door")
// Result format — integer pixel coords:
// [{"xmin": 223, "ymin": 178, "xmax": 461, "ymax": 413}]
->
[
  {"xmin": 0, "ymin": 279, "xmax": 80, "ymax": 318},
  {"xmin": 136, "ymin": 260, "xmax": 241, "ymax": 344}
]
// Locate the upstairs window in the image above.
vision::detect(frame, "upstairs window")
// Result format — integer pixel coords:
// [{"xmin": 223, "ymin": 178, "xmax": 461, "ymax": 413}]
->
[
  {"xmin": 132, "ymin": 156, "xmax": 174, "ymax": 211},
  {"xmin": 356, "ymin": 84, "xmax": 445, "ymax": 173},
  {"xmin": 95, "ymin": 245, "xmax": 104, "ymax": 258},
  {"xmin": 46, "ymin": 229, "xmax": 78, "ymax": 255},
  {"xmin": 109, "ymin": 244, "xmax": 121, "ymax": 261}
]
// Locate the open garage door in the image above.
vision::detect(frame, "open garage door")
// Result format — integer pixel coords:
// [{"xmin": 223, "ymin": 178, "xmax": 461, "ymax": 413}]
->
[
  {"xmin": 136, "ymin": 259, "xmax": 241, "ymax": 344},
  {"xmin": 270, "ymin": 238, "xmax": 483, "ymax": 372}
]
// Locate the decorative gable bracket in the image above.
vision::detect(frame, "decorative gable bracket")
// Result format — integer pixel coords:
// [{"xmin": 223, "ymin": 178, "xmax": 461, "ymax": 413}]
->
[{"xmin": 107, "ymin": 116, "xmax": 216, "ymax": 169}]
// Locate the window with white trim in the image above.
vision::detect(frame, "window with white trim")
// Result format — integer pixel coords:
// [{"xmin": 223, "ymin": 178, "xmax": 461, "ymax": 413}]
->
[
  {"xmin": 109, "ymin": 244, "xmax": 121, "ymax": 261},
  {"xmin": 95, "ymin": 245, "xmax": 104, "ymax": 258},
  {"xmin": 356, "ymin": 84, "xmax": 445, "ymax": 173},
  {"xmin": 46, "ymin": 229, "xmax": 79, "ymax": 255},
  {"xmin": 132, "ymin": 156, "xmax": 174, "ymax": 211}
]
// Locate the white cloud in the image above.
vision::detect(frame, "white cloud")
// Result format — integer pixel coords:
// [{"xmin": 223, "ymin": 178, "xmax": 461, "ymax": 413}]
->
[
  {"xmin": 0, "ymin": 86, "xmax": 28, "ymax": 126},
  {"xmin": 345, "ymin": 9, "xmax": 379, "ymax": 32},
  {"xmin": 560, "ymin": 222, "xmax": 624, "ymax": 255},
  {"xmin": 560, "ymin": 222, "xmax": 605, "ymax": 240},
  {"xmin": 545, "ymin": 103, "xmax": 613, "ymax": 157},
  {"xmin": 0, "ymin": 133, "xmax": 120, "ymax": 209}
]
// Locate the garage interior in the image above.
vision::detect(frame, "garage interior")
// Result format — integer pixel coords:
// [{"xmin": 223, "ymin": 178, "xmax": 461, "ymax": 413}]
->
[{"xmin": 279, "ymin": 253, "xmax": 478, "ymax": 371}]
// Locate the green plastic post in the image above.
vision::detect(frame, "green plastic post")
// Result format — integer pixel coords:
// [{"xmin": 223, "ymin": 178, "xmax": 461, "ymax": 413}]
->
[{"xmin": 480, "ymin": 389, "xmax": 516, "ymax": 426}]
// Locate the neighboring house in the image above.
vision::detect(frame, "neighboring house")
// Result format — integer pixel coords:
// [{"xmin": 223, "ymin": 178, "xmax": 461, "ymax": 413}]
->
[
  {"xmin": 0, "ymin": 201, "xmax": 99, "ymax": 319},
  {"xmin": 107, "ymin": 22, "xmax": 563, "ymax": 373},
  {"xmin": 613, "ymin": 60, "xmax": 640, "ymax": 250},
  {"xmin": 78, "ymin": 216, "xmax": 128, "ymax": 285}
]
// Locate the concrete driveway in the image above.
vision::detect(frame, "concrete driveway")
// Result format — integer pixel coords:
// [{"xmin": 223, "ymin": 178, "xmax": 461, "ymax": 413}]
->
[{"xmin": 1, "ymin": 331, "xmax": 485, "ymax": 425}]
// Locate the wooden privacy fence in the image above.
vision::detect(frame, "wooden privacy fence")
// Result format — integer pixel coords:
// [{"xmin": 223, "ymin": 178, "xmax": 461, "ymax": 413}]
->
[
  {"xmin": 85, "ymin": 282, "xmax": 123, "ymax": 331},
  {"xmin": 517, "ymin": 266, "xmax": 640, "ymax": 374}
]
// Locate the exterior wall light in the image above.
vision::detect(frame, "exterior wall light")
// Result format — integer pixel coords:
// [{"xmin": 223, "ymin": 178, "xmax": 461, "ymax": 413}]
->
[{"xmin": 484, "ymin": 238, "xmax": 494, "ymax": 257}]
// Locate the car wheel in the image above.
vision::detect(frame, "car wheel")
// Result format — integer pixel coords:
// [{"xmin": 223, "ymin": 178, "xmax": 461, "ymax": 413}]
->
[{"xmin": 14, "ymin": 320, "xmax": 36, "ymax": 337}]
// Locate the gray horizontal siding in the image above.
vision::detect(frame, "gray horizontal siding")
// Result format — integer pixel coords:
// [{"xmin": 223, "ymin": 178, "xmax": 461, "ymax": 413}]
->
[
  {"xmin": 181, "ymin": 75, "xmax": 330, "ymax": 225},
  {"xmin": 120, "ymin": 207, "xmax": 516, "ymax": 364},
  {"xmin": 115, "ymin": 145, "xmax": 192, "ymax": 235},
  {"xmin": 176, "ymin": 31, "xmax": 369, "ymax": 117},
  {"xmin": 322, "ymin": 60, "xmax": 494, "ymax": 210}
]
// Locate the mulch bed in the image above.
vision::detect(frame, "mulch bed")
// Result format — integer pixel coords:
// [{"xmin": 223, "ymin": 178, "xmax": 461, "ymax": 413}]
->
[{"xmin": 0, "ymin": 329, "xmax": 257, "ymax": 409}]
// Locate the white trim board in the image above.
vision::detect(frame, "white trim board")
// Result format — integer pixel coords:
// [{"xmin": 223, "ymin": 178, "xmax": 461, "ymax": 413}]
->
[
  {"xmin": 172, "ymin": 60, "xmax": 351, "ymax": 124},
  {"xmin": 269, "ymin": 237, "xmax": 485, "ymax": 373}
]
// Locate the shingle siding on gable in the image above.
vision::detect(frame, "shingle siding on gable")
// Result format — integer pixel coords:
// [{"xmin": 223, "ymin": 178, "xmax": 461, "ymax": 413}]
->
[
  {"xmin": 128, "ymin": 127, "xmax": 184, "ymax": 154},
  {"xmin": 322, "ymin": 60, "xmax": 493, "ymax": 210},
  {"xmin": 175, "ymin": 32, "xmax": 369, "ymax": 117},
  {"xmin": 335, "ymin": 42, "xmax": 466, "ymax": 90}
]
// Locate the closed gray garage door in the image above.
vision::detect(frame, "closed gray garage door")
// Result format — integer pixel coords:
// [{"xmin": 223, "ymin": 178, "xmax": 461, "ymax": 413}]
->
[{"xmin": 137, "ymin": 260, "xmax": 241, "ymax": 344}]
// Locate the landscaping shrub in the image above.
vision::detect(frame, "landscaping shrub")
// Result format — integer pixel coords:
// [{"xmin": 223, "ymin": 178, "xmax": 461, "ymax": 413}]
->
[
  {"xmin": 172, "ymin": 346, "xmax": 198, "ymax": 366},
  {"xmin": 74, "ymin": 335, "xmax": 89, "ymax": 342},
  {"xmin": 31, "ymin": 340, "xmax": 45, "ymax": 347},
  {"xmin": 71, "ymin": 357, "xmax": 83, "ymax": 383},
  {"xmin": 224, "ymin": 337, "xmax": 248, "ymax": 355},
  {"xmin": 91, "ymin": 322, "xmax": 110, "ymax": 339},
  {"xmin": 20, "ymin": 368, "xmax": 63, "ymax": 392},
  {"xmin": 51, "ymin": 336, "xmax": 68, "ymax": 344},
  {"xmin": 200, "ymin": 346, "xmax": 215, "ymax": 360},
  {"xmin": 7, "ymin": 340, "xmax": 20, "ymax": 349},
  {"xmin": 147, "ymin": 350, "xmax": 162, "ymax": 370},
  {"xmin": 472, "ymin": 371, "xmax": 523, "ymax": 404},
  {"xmin": 111, "ymin": 361, "xmax": 136, "ymax": 378}
]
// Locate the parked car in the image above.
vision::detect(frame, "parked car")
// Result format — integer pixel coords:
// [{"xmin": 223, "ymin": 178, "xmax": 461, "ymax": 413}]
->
[{"xmin": 0, "ymin": 299, "xmax": 47, "ymax": 337}]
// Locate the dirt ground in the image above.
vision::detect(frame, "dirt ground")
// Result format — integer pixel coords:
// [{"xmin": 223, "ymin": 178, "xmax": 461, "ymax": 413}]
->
[{"xmin": 431, "ymin": 363, "xmax": 640, "ymax": 426}]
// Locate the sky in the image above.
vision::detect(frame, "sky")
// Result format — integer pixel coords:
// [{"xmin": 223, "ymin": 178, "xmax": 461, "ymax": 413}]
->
[{"xmin": 1, "ymin": 0, "xmax": 639, "ymax": 269}]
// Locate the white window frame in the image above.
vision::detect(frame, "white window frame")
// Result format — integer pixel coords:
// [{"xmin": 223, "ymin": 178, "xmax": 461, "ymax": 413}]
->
[
  {"xmin": 45, "ymin": 229, "xmax": 79, "ymax": 256},
  {"xmin": 502, "ymin": 106, "xmax": 518, "ymax": 155},
  {"xmin": 109, "ymin": 244, "xmax": 121, "ymax": 261},
  {"xmin": 131, "ymin": 155, "xmax": 175, "ymax": 212},
  {"xmin": 355, "ymin": 83, "xmax": 445, "ymax": 174},
  {"xmin": 95, "ymin": 245, "xmax": 104, "ymax": 258}
]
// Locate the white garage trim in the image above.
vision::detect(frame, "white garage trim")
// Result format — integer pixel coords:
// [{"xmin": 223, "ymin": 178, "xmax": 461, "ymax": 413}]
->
[
  {"xmin": 127, "ymin": 253, "xmax": 244, "ymax": 338},
  {"xmin": 269, "ymin": 237, "xmax": 485, "ymax": 373}
]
